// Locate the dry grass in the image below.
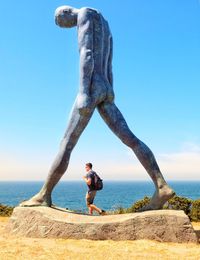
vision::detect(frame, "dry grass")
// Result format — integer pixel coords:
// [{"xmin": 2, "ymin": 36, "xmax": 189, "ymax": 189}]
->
[{"xmin": 0, "ymin": 217, "xmax": 200, "ymax": 260}]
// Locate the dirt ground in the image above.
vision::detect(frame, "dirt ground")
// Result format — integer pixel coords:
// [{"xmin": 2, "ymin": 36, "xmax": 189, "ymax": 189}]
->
[{"xmin": 0, "ymin": 217, "xmax": 200, "ymax": 260}]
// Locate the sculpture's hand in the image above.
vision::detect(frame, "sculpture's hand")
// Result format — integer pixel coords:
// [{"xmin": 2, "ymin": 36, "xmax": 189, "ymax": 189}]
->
[{"xmin": 77, "ymin": 93, "xmax": 92, "ymax": 115}]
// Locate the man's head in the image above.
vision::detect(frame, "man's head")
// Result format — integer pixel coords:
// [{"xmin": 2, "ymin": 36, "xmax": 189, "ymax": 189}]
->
[
  {"xmin": 55, "ymin": 6, "xmax": 79, "ymax": 28},
  {"xmin": 85, "ymin": 163, "xmax": 92, "ymax": 172}
]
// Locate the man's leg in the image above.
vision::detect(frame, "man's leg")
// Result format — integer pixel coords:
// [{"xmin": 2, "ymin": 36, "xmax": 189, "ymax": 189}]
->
[
  {"xmin": 86, "ymin": 191, "xmax": 96, "ymax": 214},
  {"xmin": 88, "ymin": 206, "xmax": 93, "ymax": 215},
  {"xmin": 97, "ymin": 101, "xmax": 175, "ymax": 210},
  {"xmin": 86, "ymin": 191, "xmax": 103, "ymax": 215},
  {"xmin": 86, "ymin": 191, "xmax": 92, "ymax": 214},
  {"xmin": 89, "ymin": 204, "xmax": 102, "ymax": 214},
  {"xmin": 20, "ymin": 100, "xmax": 96, "ymax": 206}
]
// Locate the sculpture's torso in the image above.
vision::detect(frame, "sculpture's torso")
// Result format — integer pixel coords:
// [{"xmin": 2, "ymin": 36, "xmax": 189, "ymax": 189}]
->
[{"xmin": 77, "ymin": 8, "xmax": 114, "ymax": 104}]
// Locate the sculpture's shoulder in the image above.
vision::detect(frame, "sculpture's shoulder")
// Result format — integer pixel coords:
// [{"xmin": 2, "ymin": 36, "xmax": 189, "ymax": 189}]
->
[{"xmin": 78, "ymin": 7, "xmax": 100, "ymax": 24}]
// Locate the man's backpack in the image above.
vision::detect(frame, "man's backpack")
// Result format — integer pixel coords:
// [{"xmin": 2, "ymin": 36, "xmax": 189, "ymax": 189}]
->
[{"xmin": 93, "ymin": 172, "xmax": 103, "ymax": 190}]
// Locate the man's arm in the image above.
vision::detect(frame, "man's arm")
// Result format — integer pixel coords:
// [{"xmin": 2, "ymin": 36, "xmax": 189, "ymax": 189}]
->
[
  {"xmin": 83, "ymin": 176, "xmax": 92, "ymax": 185},
  {"xmin": 78, "ymin": 9, "xmax": 94, "ymax": 96}
]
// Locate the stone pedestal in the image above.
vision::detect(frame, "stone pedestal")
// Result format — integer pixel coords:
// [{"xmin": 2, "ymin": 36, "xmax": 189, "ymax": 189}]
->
[{"xmin": 6, "ymin": 206, "xmax": 198, "ymax": 243}]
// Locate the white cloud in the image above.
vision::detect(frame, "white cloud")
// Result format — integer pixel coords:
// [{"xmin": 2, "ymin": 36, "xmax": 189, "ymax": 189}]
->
[
  {"xmin": 99, "ymin": 142, "xmax": 200, "ymax": 180},
  {"xmin": 157, "ymin": 142, "xmax": 200, "ymax": 180},
  {"xmin": 0, "ymin": 142, "xmax": 200, "ymax": 181},
  {"xmin": 0, "ymin": 151, "xmax": 51, "ymax": 181},
  {"xmin": 101, "ymin": 150, "xmax": 200, "ymax": 180},
  {"xmin": 158, "ymin": 151, "xmax": 200, "ymax": 180},
  {"xmin": 180, "ymin": 141, "xmax": 200, "ymax": 153}
]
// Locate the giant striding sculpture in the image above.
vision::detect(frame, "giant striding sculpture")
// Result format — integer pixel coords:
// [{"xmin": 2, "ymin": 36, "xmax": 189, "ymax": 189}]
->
[{"xmin": 20, "ymin": 6, "xmax": 175, "ymax": 211}]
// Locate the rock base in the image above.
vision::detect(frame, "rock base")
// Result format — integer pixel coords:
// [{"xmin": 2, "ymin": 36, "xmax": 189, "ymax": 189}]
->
[{"xmin": 6, "ymin": 207, "xmax": 198, "ymax": 243}]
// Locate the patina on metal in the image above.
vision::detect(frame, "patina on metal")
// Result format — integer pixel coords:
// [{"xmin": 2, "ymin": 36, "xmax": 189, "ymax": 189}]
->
[{"xmin": 20, "ymin": 6, "xmax": 175, "ymax": 210}]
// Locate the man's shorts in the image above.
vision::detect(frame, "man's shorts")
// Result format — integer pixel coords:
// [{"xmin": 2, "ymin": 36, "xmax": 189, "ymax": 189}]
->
[{"xmin": 86, "ymin": 190, "xmax": 97, "ymax": 206}]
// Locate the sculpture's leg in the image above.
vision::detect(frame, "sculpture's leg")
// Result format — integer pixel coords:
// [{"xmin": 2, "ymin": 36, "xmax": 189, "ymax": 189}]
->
[
  {"xmin": 20, "ymin": 100, "xmax": 96, "ymax": 207},
  {"xmin": 98, "ymin": 101, "xmax": 175, "ymax": 211}
]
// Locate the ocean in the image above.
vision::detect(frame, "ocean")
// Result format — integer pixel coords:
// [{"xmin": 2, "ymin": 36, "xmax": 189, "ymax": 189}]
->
[{"xmin": 0, "ymin": 181, "xmax": 200, "ymax": 213}]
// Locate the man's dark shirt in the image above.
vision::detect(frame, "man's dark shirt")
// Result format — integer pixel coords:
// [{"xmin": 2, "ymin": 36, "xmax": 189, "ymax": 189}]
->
[{"xmin": 86, "ymin": 170, "xmax": 96, "ymax": 191}]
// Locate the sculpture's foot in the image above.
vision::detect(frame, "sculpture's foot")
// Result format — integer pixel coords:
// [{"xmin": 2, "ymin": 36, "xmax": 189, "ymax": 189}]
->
[
  {"xmin": 19, "ymin": 193, "xmax": 52, "ymax": 207},
  {"xmin": 139, "ymin": 185, "xmax": 175, "ymax": 212}
]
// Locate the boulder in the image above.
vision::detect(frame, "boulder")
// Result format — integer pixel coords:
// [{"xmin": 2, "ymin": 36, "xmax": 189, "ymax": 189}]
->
[{"xmin": 6, "ymin": 206, "xmax": 198, "ymax": 243}]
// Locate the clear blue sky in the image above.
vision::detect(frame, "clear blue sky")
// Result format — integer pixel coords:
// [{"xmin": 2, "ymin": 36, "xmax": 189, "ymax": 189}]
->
[{"xmin": 0, "ymin": 0, "xmax": 200, "ymax": 180}]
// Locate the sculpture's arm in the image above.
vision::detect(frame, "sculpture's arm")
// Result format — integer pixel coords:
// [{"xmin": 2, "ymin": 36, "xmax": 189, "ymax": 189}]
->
[
  {"xmin": 78, "ymin": 11, "xmax": 94, "ymax": 96},
  {"xmin": 108, "ymin": 36, "xmax": 113, "ymax": 87}
]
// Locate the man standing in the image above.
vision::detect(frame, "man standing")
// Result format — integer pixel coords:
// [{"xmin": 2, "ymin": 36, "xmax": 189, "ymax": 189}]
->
[{"xmin": 83, "ymin": 163, "xmax": 105, "ymax": 215}]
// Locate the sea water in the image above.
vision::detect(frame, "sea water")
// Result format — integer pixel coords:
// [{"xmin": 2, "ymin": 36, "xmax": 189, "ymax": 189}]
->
[{"xmin": 0, "ymin": 181, "xmax": 200, "ymax": 212}]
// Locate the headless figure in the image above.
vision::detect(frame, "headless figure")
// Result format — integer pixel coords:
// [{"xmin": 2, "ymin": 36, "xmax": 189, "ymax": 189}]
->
[{"xmin": 21, "ymin": 6, "xmax": 175, "ymax": 210}]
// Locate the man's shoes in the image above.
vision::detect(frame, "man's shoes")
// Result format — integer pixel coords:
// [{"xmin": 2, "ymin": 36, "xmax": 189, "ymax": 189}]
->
[{"xmin": 100, "ymin": 209, "xmax": 106, "ymax": 216}]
